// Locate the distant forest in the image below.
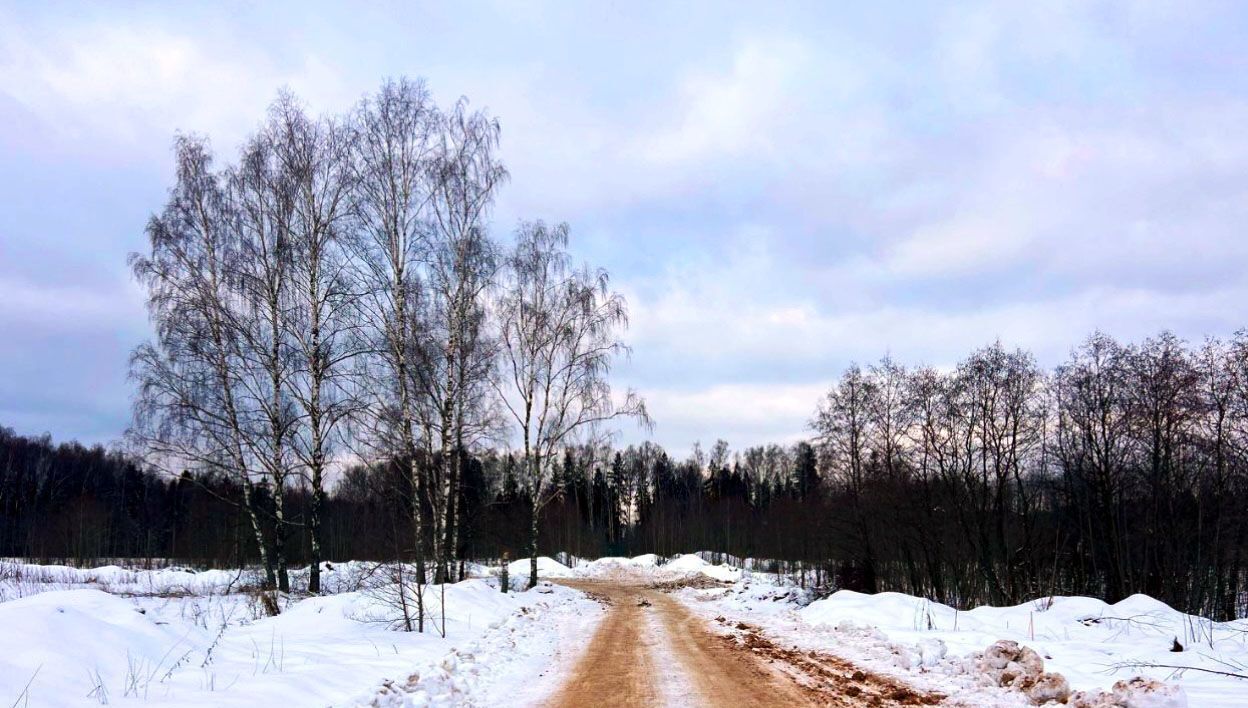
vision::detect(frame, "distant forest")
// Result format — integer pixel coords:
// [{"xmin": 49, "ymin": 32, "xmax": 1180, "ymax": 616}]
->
[{"xmin": 4, "ymin": 328, "xmax": 1248, "ymax": 621}]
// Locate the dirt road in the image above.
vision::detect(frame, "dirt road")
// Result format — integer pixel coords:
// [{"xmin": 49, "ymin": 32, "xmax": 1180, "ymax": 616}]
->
[{"xmin": 547, "ymin": 581, "xmax": 944, "ymax": 707}]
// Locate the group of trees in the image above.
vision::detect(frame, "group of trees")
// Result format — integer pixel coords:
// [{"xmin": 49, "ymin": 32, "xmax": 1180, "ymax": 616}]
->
[
  {"xmin": 0, "ymin": 427, "xmax": 175, "ymax": 561},
  {"xmin": 810, "ymin": 333, "xmax": 1248, "ymax": 620},
  {"xmin": 127, "ymin": 76, "xmax": 645, "ymax": 620}
]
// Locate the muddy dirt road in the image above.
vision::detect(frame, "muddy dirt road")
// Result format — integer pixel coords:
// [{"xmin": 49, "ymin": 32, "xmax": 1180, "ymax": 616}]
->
[{"xmin": 546, "ymin": 581, "xmax": 944, "ymax": 708}]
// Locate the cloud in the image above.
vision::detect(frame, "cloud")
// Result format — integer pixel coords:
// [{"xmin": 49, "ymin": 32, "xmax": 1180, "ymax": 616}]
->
[
  {"xmin": 639, "ymin": 37, "xmax": 812, "ymax": 165},
  {"xmin": 624, "ymin": 382, "xmax": 829, "ymax": 456},
  {"xmin": 3, "ymin": 1, "xmax": 1248, "ymax": 454},
  {"xmin": 0, "ymin": 276, "xmax": 142, "ymax": 328},
  {"xmin": 0, "ymin": 17, "xmax": 354, "ymax": 158}
]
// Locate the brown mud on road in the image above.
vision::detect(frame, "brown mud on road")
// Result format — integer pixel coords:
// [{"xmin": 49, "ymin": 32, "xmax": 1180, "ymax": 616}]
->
[
  {"xmin": 546, "ymin": 580, "xmax": 945, "ymax": 707},
  {"xmin": 544, "ymin": 581, "xmax": 662, "ymax": 706}
]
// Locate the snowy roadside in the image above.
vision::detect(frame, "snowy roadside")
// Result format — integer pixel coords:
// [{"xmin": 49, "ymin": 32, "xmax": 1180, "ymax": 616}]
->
[
  {"xmin": 675, "ymin": 580, "xmax": 1029, "ymax": 707},
  {"xmin": 352, "ymin": 581, "xmax": 602, "ymax": 707},
  {"xmin": 0, "ymin": 559, "xmax": 599, "ymax": 707},
  {"xmin": 654, "ymin": 554, "xmax": 1244, "ymax": 707}
]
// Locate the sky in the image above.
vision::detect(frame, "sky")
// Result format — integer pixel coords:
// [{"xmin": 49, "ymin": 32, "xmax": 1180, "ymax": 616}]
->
[{"xmin": 3, "ymin": 1, "xmax": 1248, "ymax": 456}]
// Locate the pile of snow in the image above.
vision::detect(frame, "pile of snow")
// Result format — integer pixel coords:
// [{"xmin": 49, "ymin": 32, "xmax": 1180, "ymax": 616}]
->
[
  {"xmin": 1072, "ymin": 677, "xmax": 1189, "ymax": 708},
  {"xmin": 689, "ymin": 575, "xmax": 815, "ymax": 618},
  {"xmin": 965, "ymin": 639, "xmax": 1188, "ymax": 707},
  {"xmin": 504, "ymin": 556, "xmax": 574, "ymax": 581},
  {"xmin": 662, "ymin": 553, "xmax": 742, "ymax": 582},
  {"xmin": 627, "ymin": 553, "xmax": 660, "ymax": 567},
  {"xmin": 801, "ymin": 589, "xmax": 957, "ymax": 632},
  {"xmin": 784, "ymin": 588, "xmax": 1244, "ymax": 706},
  {"xmin": 567, "ymin": 553, "xmax": 744, "ymax": 583},
  {"xmin": 0, "ymin": 589, "xmax": 208, "ymax": 704},
  {"xmin": 975, "ymin": 639, "xmax": 1072, "ymax": 704},
  {"xmin": 566, "ymin": 552, "xmax": 743, "ymax": 583},
  {"xmin": 573, "ymin": 555, "xmax": 660, "ymax": 580}
]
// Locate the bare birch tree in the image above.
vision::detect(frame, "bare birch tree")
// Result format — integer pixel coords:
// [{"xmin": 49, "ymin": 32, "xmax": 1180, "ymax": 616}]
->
[
  {"xmin": 228, "ymin": 111, "xmax": 302, "ymax": 593},
  {"xmin": 494, "ymin": 221, "xmax": 650, "ymax": 588},
  {"xmin": 348, "ymin": 78, "xmax": 439, "ymax": 629},
  {"xmin": 269, "ymin": 96, "xmax": 360, "ymax": 594},
  {"xmin": 129, "ymin": 136, "xmax": 278, "ymax": 590},
  {"xmin": 420, "ymin": 99, "xmax": 507, "ymax": 582}
]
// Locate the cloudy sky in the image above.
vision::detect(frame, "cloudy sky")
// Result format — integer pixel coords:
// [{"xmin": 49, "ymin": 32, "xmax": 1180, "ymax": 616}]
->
[{"xmin": 3, "ymin": 1, "xmax": 1247, "ymax": 454}]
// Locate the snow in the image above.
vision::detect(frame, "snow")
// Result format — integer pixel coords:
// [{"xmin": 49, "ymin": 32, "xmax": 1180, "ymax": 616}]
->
[
  {"xmin": 571, "ymin": 555, "xmax": 656, "ymax": 579},
  {"xmin": 672, "ymin": 570, "xmax": 1246, "ymax": 707},
  {"xmin": 0, "ymin": 562, "xmax": 600, "ymax": 707},
  {"xmin": 0, "ymin": 559, "xmax": 380, "ymax": 601},
  {"xmin": 627, "ymin": 553, "xmax": 660, "ymax": 567},
  {"xmin": 662, "ymin": 553, "xmax": 742, "ymax": 582},
  {"xmin": 0, "ymin": 560, "xmax": 257, "ymax": 601},
  {"xmin": 3, "ymin": 555, "xmax": 1244, "ymax": 707},
  {"xmin": 503, "ymin": 556, "xmax": 573, "ymax": 580},
  {"xmin": 569, "ymin": 552, "xmax": 742, "ymax": 583},
  {"xmin": 354, "ymin": 582, "xmax": 600, "ymax": 706},
  {"xmin": 795, "ymin": 589, "xmax": 1246, "ymax": 705},
  {"xmin": 0, "ymin": 589, "xmax": 208, "ymax": 704}
]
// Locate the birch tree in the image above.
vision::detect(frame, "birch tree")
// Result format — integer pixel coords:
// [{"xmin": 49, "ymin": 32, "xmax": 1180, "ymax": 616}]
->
[
  {"xmin": 228, "ymin": 112, "xmax": 301, "ymax": 593},
  {"xmin": 495, "ymin": 221, "xmax": 649, "ymax": 588},
  {"xmin": 349, "ymin": 78, "xmax": 438, "ymax": 629},
  {"xmin": 271, "ymin": 96, "xmax": 360, "ymax": 594},
  {"xmin": 420, "ymin": 100, "xmax": 506, "ymax": 582},
  {"xmin": 129, "ymin": 136, "xmax": 278, "ymax": 590}
]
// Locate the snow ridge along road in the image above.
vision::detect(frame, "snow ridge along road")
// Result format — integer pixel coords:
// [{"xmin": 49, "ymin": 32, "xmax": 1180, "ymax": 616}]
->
[{"xmin": 548, "ymin": 579, "xmax": 945, "ymax": 707}]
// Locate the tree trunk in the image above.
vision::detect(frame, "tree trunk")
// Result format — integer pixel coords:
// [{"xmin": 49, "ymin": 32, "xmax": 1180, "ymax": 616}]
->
[
  {"xmin": 308, "ymin": 453, "xmax": 325, "ymax": 594},
  {"xmin": 408, "ymin": 454, "xmax": 426, "ymax": 632},
  {"xmin": 529, "ymin": 502, "xmax": 540, "ymax": 590},
  {"xmin": 241, "ymin": 477, "xmax": 276, "ymax": 589}
]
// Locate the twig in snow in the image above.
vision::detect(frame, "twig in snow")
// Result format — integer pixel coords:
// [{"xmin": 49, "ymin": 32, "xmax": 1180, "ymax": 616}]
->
[
  {"xmin": 8, "ymin": 664, "xmax": 40, "ymax": 708},
  {"xmin": 1108, "ymin": 660, "xmax": 1248, "ymax": 681}
]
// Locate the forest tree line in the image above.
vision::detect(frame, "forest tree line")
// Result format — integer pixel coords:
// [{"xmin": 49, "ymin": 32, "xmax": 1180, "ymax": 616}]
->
[{"xmin": 4, "ymin": 329, "xmax": 1248, "ymax": 621}]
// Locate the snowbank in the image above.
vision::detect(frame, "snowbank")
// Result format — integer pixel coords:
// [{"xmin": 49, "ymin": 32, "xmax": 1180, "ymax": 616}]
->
[
  {"xmin": 354, "ymin": 583, "xmax": 601, "ymax": 707},
  {"xmin": 0, "ymin": 589, "xmax": 208, "ymax": 704},
  {"xmin": 0, "ymin": 568, "xmax": 592, "ymax": 707},
  {"xmin": 796, "ymin": 589, "xmax": 1245, "ymax": 706},
  {"xmin": 0, "ymin": 558, "xmax": 384, "ymax": 601},
  {"xmin": 0, "ymin": 560, "xmax": 257, "ymax": 600},
  {"xmin": 505, "ymin": 556, "xmax": 573, "ymax": 580},
  {"xmin": 663, "ymin": 553, "xmax": 742, "ymax": 582},
  {"xmin": 628, "ymin": 553, "xmax": 660, "ymax": 567}
]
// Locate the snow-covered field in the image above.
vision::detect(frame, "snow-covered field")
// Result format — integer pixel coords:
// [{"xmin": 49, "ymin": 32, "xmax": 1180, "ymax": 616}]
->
[
  {"xmin": 2, "ymin": 554, "xmax": 1244, "ymax": 706},
  {"xmin": 0, "ymin": 559, "xmax": 600, "ymax": 707}
]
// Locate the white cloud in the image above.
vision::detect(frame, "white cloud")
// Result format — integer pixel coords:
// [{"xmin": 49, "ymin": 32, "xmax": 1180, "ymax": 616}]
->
[
  {"xmin": 0, "ymin": 276, "xmax": 141, "ymax": 328},
  {"xmin": 0, "ymin": 19, "xmax": 354, "ymax": 156},
  {"xmin": 620, "ymin": 277, "xmax": 1248, "ymax": 450},
  {"xmin": 4, "ymin": 2, "xmax": 1248, "ymax": 451},
  {"xmin": 638, "ymin": 37, "xmax": 811, "ymax": 165},
  {"xmin": 626, "ymin": 381, "xmax": 829, "ymax": 454}
]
